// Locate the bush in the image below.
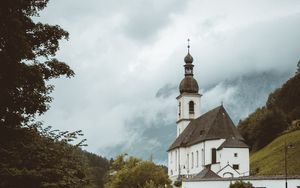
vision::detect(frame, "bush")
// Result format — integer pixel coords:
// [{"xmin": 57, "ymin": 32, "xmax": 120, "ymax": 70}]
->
[{"xmin": 229, "ymin": 180, "xmax": 254, "ymax": 188}]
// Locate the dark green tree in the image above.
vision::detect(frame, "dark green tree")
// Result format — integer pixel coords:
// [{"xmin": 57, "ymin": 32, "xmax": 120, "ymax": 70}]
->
[
  {"xmin": 0, "ymin": 0, "xmax": 74, "ymax": 128},
  {"xmin": 238, "ymin": 107, "xmax": 288, "ymax": 151},
  {"xmin": 0, "ymin": 124, "xmax": 91, "ymax": 187},
  {"xmin": 0, "ymin": 1, "xmax": 111, "ymax": 187},
  {"xmin": 105, "ymin": 155, "xmax": 171, "ymax": 188}
]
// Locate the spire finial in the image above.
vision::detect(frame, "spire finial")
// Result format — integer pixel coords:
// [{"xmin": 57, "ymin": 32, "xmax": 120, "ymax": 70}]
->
[{"xmin": 187, "ymin": 38, "xmax": 190, "ymax": 53}]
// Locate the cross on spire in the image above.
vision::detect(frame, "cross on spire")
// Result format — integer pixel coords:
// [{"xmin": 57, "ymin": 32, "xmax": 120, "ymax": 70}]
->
[{"xmin": 187, "ymin": 38, "xmax": 190, "ymax": 53}]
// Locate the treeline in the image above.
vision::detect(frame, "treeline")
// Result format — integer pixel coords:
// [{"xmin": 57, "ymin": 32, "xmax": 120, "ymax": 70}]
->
[
  {"xmin": 0, "ymin": 125, "xmax": 109, "ymax": 187},
  {"xmin": 238, "ymin": 64, "xmax": 300, "ymax": 152}
]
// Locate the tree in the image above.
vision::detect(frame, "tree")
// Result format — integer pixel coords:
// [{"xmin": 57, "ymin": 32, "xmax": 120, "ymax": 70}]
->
[
  {"xmin": 297, "ymin": 60, "xmax": 300, "ymax": 75},
  {"xmin": 0, "ymin": 1, "xmax": 110, "ymax": 187},
  {"xmin": 105, "ymin": 155, "xmax": 172, "ymax": 188},
  {"xmin": 229, "ymin": 181, "xmax": 254, "ymax": 188},
  {"xmin": 0, "ymin": 0, "xmax": 74, "ymax": 128}
]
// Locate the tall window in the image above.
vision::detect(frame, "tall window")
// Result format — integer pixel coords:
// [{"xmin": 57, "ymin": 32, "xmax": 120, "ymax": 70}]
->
[
  {"xmin": 175, "ymin": 150, "xmax": 177, "ymax": 171},
  {"xmin": 211, "ymin": 148, "xmax": 217, "ymax": 164},
  {"xmin": 189, "ymin": 101, "xmax": 194, "ymax": 114},
  {"xmin": 178, "ymin": 102, "xmax": 181, "ymax": 117},
  {"xmin": 187, "ymin": 154, "xmax": 189, "ymax": 170},
  {"xmin": 191, "ymin": 152, "xmax": 194, "ymax": 169},
  {"xmin": 196, "ymin": 151, "xmax": 199, "ymax": 167},
  {"xmin": 201, "ymin": 149, "xmax": 205, "ymax": 166}
]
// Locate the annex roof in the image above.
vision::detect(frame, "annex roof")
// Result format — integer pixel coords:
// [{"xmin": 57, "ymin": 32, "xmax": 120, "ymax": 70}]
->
[
  {"xmin": 191, "ymin": 167, "xmax": 221, "ymax": 180},
  {"xmin": 217, "ymin": 137, "xmax": 248, "ymax": 150}
]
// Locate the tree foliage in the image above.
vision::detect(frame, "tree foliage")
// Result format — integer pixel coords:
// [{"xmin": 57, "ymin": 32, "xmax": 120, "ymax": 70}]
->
[
  {"xmin": 0, "ymin": 125, "xmax": 88, "ymax": 187},
  {"xmin": 84, "ymin": 151, "xmax": 110, "ymax": 188},
  {"xmin": 229, "ymin": 181, "xmax": 254, "ymax": 188},
  {"xmin": 0, "ymin": 0, "xmax": 74, "ymax": 128},
  {"xmin": 0, "ymin": 124, "xmax": 110, "ymax": 188},
  {"xmin": 0, "ymin": 1, "xmax": 110, "ymax": 187},
  {"xmin": 238, "ymin": 64, "xmax": 300, "ymax": 152},
  {"xmin": 105, "ymin": 155, "xmax": 172, "ymax": 188},
  {"xmin": 238, "ymin": 107, "xmax": 288, "ymax": 151}
]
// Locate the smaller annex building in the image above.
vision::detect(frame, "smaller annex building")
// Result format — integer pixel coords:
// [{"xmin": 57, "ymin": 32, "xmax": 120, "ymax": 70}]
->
[{"xmin": 167, "ymin": 46, "xmax": 249, "ymax": 181}]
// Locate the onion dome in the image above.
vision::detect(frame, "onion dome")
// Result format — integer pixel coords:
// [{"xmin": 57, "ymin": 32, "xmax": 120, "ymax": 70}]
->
[
  {"xmin": 179, "ymin": 76, "xmax": 199, "ymax": 94},
  {"xmin": 184, "ymin": 53, "xmax": 193, "ymax": 64}
]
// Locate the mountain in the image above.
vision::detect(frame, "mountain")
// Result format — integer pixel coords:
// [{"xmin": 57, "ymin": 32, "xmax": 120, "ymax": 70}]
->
[
  {"xmin": 250, "ymin": 130, "xmax": 300, "ymax": 175},
  {"xmin": 238, "ymin": 71, "xmax": 300, "ymax": 152}
]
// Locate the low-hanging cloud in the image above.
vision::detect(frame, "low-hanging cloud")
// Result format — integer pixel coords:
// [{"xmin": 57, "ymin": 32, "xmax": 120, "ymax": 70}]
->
[{"xmin": 36, "ymin": 0, "xmax": 300, "ymax": 160}]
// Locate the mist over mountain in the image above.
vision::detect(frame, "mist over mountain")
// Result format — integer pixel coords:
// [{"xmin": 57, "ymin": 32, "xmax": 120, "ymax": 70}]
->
[{"xmin": 101, "ymin": 70, "xmax": 292, "ymax": 162}]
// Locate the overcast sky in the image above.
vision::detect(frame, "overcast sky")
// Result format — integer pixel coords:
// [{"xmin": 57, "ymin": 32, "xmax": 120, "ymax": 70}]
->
[{"xmin": 37, "ymin": 0, "xmax": 300, "ymax": 160}]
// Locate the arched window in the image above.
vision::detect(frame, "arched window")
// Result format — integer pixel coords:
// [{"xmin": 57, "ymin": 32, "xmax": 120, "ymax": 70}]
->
[
  {"xmin": 189, "ymin": 101, "xmax": 194, "ymax": 114},
  {"xmin": 211, "ymin": 148, "xmax": 217, "ymax": 164}
]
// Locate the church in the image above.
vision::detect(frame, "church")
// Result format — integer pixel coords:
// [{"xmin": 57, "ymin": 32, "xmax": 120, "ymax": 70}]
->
[{"xmin": 167, "ymin": 45, "xmax": 250, "ymax": 181}]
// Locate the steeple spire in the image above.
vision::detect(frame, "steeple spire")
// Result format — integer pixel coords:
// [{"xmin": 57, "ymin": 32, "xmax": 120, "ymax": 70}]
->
[
  {"xmin": 184, "ymin": 39, "xmax": 194, "ymax": 75},
  {"xmin": 187, "ymin": 38, "xmax": 190, "ymax": 53},
  {"xmin": 179, "ymin": 39, "xmax": 199, "ymax": 94}
]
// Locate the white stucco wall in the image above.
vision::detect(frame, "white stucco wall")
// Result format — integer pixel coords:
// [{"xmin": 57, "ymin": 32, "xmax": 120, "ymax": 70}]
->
[
  {"xmin": 183, "ymin": 178, "xmax": 300, "ymax": 188},
  {"xmin": 204, "ymin": 139, "xmax": 225, "ymax": 166},
  {"xmin": 168, "ymin": 140, "xmax": 250, "ymax": 179},
  {"xmin": 177, "ymin": 93, "xmax": 201, "ymax": 122},
  {"xmin": 219, "ymin": 148, "xmax": 249, "ymax": 176}
]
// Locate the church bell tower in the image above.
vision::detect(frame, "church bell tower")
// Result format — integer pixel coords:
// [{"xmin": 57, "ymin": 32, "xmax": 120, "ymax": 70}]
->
[{"xmin": 176, "ymin": 40, "xmax": 201, "ymax": 137}]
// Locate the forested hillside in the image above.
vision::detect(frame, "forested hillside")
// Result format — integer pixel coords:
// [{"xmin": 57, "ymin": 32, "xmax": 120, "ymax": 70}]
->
[{"xmin": 238, "ymin": 64, "xmax": 300, "ymax": 152}]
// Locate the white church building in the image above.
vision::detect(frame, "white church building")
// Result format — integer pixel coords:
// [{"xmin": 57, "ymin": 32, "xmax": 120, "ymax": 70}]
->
[
  {"xmin": 168, "ymin": 46, "xmax": 250, "ymax": 181},
  {"xmin": 167, "ymin": 45, "xmax": 300, "ymax": 188}
]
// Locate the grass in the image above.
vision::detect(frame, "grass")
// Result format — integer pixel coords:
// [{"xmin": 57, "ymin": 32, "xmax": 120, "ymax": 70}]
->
[{"xmin": 250, "ymin": 130, "xmax": 300, "ymax": 176}]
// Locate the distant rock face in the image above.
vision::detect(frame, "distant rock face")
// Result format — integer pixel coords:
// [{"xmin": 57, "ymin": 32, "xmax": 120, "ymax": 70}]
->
[
  {"xmin": 101, "ymin": 70, "xmax": 292, "ymax": 163},
  {"xmin": 203, "ymin": 71, "xmax": 292, "ymax": 124}
]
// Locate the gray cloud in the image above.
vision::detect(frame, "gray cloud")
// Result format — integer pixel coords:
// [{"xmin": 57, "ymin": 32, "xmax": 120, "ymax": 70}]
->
[
  {"xmin": 102, "ymin": 70, "xmax": 292, "ymax": 163},
  {"xmin": 36, "ymin": 0, "xmax": 300, "ymax": 160}
]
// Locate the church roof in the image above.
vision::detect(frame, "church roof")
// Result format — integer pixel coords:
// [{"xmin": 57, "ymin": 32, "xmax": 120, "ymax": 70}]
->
[
  {"xmin": 191, "ymin": 167, "xmax": 221, "ymax": 180},
  {"xmin": 168, "ymin": 105, "xmax": 245, "ymax": 151}
]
